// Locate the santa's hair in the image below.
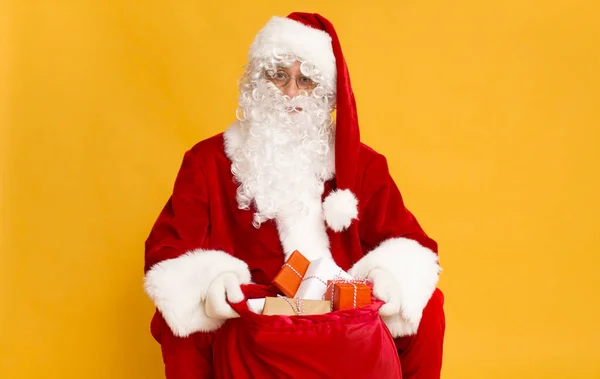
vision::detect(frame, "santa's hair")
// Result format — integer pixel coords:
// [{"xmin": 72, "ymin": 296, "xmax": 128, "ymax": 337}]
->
[{"xmin": 231, "ymin": 53, "xmax": 336, "ymax": 227}]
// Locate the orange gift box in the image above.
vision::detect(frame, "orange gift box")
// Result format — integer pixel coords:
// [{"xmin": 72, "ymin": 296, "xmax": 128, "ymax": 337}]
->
[
  {"xmin": 325, "ymin": 281, "xmax": 371, "ymax": 311},
  {"xmin": 272, "ymin": 250, "xmax": 310, "ymax": 298}
]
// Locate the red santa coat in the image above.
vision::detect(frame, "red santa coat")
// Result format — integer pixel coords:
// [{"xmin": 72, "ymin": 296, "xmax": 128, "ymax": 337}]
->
[{"xmin": 144, "ymin": 123, "xmax": 441, "ymax": 373}]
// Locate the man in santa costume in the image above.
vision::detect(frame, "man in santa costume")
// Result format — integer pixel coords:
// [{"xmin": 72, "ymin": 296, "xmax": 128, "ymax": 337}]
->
[{"xmin": 144, "ymin": 12, "xmax": 445, "ymax": 379}]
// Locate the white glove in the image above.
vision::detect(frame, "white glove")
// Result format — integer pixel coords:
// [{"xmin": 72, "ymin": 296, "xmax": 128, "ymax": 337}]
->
[
  {"xmin": 368, "ymin": 268, "xmax": 403, "ymax": 317},
  {"xmin": 205, "ymin": 272, "xmax": 245, "ymax": 320}
]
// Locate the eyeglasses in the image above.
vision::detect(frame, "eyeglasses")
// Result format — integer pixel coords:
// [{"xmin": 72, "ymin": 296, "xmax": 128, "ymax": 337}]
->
[{"xmin": 266, "ymin": 70, "xmax": 317, "ymax": 90}]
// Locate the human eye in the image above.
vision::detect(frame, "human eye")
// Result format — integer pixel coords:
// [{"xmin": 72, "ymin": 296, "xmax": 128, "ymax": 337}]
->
[
  {"xmin": 299, "ymin": 76, "xmax": 315, "ymax": 88},
  {"xmin": 274, "ymin": 71, "xmax": 288, "ymax": 80}
]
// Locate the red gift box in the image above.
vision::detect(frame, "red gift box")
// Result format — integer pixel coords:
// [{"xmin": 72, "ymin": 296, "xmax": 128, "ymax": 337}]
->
[
  {"xmin": 271, "ymin": 250, "xmax": 310, "ymax": 298},
  {"xmin": 324, "ymin": 280, "xmax": 371, "ymax": 311}
]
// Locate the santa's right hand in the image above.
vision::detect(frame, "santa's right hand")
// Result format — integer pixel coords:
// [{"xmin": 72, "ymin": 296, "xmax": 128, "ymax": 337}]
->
[{"xmin": 205, "ymin": 272, "xmax": 245, "ymax": 319}]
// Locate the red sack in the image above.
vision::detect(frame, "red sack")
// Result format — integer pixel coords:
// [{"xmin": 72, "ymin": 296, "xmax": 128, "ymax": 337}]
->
[{"xmin": 212, "ymin": 284, "xmax": 402, "ymax": 379}]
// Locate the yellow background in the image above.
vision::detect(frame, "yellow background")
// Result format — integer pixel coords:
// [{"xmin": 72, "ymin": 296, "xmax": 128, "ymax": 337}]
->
[{"xmin": 2, "ymin": 0, "xmax": 599, "ymax": 378}]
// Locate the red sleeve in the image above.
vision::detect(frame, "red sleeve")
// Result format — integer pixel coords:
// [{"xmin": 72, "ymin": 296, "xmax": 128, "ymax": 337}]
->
[
  {"xmin": 144, "ymin": 150, "xmax": 215, "ymax": 379},
  {"xmin": 144, "ymin": 149, "xmax": 210, "ymax": 272},
  {"xmin": 143, "ymin": 148, "xmax": 251, "ymax": 339},
  {"xmin": 357, "ymin": 153, "xmax": 438, "ymax": 255},
  {"xmin": 350, "ymin": 153, "xmax": 441, "ymax": 338}
]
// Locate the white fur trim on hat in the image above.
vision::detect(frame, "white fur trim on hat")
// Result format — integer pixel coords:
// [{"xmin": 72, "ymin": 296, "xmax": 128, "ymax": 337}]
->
[
  {"xmin": 249, "ymin": 16, "xmax": 336, "ymax": 88},
  {"xmin": 144, "ymin": 249, "xmax": 252, "ymax": 337},
  {"xmin": 322, "ymin": 189, "xmax": 358, "ymax": 232}
]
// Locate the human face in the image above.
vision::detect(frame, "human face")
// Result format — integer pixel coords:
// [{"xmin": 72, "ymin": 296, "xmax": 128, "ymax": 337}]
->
[{"xmin": 267, "ymin": 61, "xmax": 316, "ymax": 98}]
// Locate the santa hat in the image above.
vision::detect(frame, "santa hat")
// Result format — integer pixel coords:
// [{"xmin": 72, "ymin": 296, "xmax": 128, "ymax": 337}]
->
[{"xmin": 248, "ymin": 12, "xmax": 360, "ymax": 232}]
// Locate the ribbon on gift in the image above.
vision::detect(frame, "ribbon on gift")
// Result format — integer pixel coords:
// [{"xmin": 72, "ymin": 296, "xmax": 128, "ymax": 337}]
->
[
  {"xmin": 324, "ymin": 278, "xmax": 369, "ymax": 310},
  {"xmin": 277, "ymin": 295, "xmax": 305, "ymax": 315},
  {"xmin": 296, "ymin": 271, "xmax": 348, "ymax": 299},
  {"xmin": 283, "ymin": 263, "xmax": 303, "ymax": 279}
]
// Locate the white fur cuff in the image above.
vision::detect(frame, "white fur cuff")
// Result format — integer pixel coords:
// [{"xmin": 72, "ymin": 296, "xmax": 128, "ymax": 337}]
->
[
  {"xmin": 349, "ymin": 237, "xmax": 441, "ymax": 337},
  {"xmin": 322, "ymin": 189, "xmax": 358, "ymax": 232},
  {"xmin": 144, "ymin": 249, "xmax": 252, "ymax": 337}
]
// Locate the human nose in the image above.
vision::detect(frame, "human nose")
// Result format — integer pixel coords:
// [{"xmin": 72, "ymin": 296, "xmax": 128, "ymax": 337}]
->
[{"xmin": 282, "ymin": 79, "xmax": 299, "ymax": 98}]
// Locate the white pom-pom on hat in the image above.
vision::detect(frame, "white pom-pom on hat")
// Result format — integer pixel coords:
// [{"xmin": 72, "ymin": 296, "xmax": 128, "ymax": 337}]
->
[{"xmin": 322, "ymin": 189, "xmax": 358, "ymax": 232}]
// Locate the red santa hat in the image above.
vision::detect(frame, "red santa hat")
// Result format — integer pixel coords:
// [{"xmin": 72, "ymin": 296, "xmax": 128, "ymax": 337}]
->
[{"xmin": 248, "ymin": 12, "xmax": 360, "ymax": 232}]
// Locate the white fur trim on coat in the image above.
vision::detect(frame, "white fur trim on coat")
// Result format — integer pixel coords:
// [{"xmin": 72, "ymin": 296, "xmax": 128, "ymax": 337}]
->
[
  {"xmin": 322, "ymin": 189, "xmax": 358, "ymax": 232},
  {"xmin": 144, "ymin": 249, "xmax": 252, "ymax": 337},
  {"xmin": 275, "ymin": 195, "xmax": 332, "ymax": 261},
  {"xmin": 249, "ymin": 16, "xmax": 336, "ymax": 88},
  {"xmin": 348, "ymin": 237, "xmax": 441, "ymax": 337}
]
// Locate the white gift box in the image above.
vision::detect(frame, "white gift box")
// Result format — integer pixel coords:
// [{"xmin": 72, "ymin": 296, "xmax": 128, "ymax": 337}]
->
[
  {"xmin": 246, "ymin": 298, "xmax": 266, "ymax": 314},
  {"xmin": 294, "ymin": 257, "xmax": 353, "ymax": 300}
]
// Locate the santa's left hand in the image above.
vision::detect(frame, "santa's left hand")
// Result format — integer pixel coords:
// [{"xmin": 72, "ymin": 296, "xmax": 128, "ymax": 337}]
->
[{"xmin": 367, "ymin": 268, "xmax": 404, "ymax": 317}]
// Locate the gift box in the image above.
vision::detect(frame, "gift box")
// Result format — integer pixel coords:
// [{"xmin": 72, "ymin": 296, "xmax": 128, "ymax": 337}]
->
[
  {"xmin": 262, "ymin": 296, "xmax": 331, "ymax": 316},
  {"xmin": 295, "ymin": 257, "xmax": 353, "ymax": 300},
  {"xmin": 325, "ymin": 281, "xmax": 372, "ymax": 311},
  {"xmin": 246, "ymin": 298, "xmax": 266, "ymax": 314},
  {"xmin": 272, "ymin": 250, "xmax": 311, "ymax": 298}
]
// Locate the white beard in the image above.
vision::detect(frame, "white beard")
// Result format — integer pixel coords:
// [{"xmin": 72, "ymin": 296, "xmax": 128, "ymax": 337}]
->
[{"xmin": 231, "ymin": 80, "xmax": 335, "ymax": 227}]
